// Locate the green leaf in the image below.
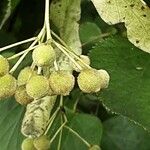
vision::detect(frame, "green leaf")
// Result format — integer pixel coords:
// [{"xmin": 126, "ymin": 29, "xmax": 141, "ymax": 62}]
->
[
  {"xmin": 79, "ymin": 22, "xmax": 102, "ymax": 44},
  {"xmin": 101, "ymin": 116, "xmax": 150, "ymax": 150},
  {"xmin": 62, "ymin": 113, "xmax": 103, "ymax": 150},
  {"xmin": 0, "ymin": 98, "xmax": 25, "ymax": 150},
  {"xmin": 91, "ymin": 0, "xmax": 150, "ymax": 53},
  {"xmin": 89, "ymin": 36, "xmax": 150, "ymax": 131},
  {"xmin": 49, "ymin": 112, "xmax": 103, "ymax": 150}
]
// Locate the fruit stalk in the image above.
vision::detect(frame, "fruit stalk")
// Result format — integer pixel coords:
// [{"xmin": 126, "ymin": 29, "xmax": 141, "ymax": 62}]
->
[{"xmin": 45, "ymin": 0, "xmax": 51, "ymax": 40}]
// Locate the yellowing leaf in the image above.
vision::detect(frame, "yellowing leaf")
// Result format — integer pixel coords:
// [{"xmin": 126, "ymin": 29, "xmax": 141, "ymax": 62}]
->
[
  {"xmin": 91, "ymin": 0, "xmax": 150, "ymax": 53},
  {"xmin": 50, "ymin": 0, "xmax": 82, "ymax": 55},
  {"xmin": 50, "ymin": 0, "xmax": 82, "ymax": 71}
]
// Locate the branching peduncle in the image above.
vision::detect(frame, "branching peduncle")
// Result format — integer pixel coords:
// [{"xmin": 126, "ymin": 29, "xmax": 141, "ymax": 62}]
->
[{"xmin": 45, "ymin": 0, "xmax": 51, "ymax": 40}]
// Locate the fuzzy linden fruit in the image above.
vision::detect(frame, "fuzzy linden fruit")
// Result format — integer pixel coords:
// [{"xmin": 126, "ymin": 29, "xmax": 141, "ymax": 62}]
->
[
  {"xmin": 21, "ymin": 138, "xmax": 36, "ymax": 150},
  {"xmin": 32, "ymin": 44, "xmax": 56, "ymax": 67},
  {"xmin": 49, "ymin": 70, "xmax": 75, "ymax": 96},
  {"xmin": 0, "ymin": 74, "xmax": 17, "ymax": 99},
  {"xmin": 26, "ymin": 75, "xmax": 49, "ymax": 99},
  {"xmin": 33, "ymin": 135, "xmax": 50, "ymax": 150},
  {"xmin": 0, "ymin": 55, "xmax": 9, "ymax": 77},
  {"xmin": 77, "ymin": 69, "xmax": 102, "ymax": 93},
  {"xmin": 98, "ymin": 69, "xmax": 110, "ymax": 89},
  {"xmin": 89, "ymin": 145, "xmax": 101, "ymax": 150},
  {"xmin": 18, "ymin": 67, "xmax": 36, "ymax": 86},
  {"xmin": 15, "ymin": 86, "xmax": 33, "ymax": 105}
]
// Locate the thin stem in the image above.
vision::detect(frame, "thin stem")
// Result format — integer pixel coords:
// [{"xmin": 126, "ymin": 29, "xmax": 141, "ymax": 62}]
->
[
  {"xmin": 51, "ymin": 30, "xmax": 68, "ymax": 49},
  {"xmin": 50, "ymin": 121, "xmax": 67, "ymax": 144},
  {"xmin": 64, "ymin": 126, "xmax": 91, "ymax": 148},
  {"xmin": 63, "ymin": 113, "xmax": 68, "ymax": 122},
  {"xmin": 9, "ymin": 26, "xmax": 45, "ymax": 73},
  {"xmin": 41, "ymin": 29, "xmax": 46, "ymax": 42},
  {"xmin": 57, "ymin": 115, "xmax": 63, "ymax": 150},
  {"xmin": 30, "ymin": 63, "xmax": 36, "ymax": 70},
  {"xmin": 0, "ymin": 37, "xmax": 36, "ymax": 52},
  {"xmin": 37, "ymin": 67, "xmax": 42, "ymax": 74},
  {"xmin": 45, "ymin": 0, "xmax": 51, "ymax": 40},
  {"xmin": 81, "ymin": 32, "xmax": 110, "ymax": 47},
  {"xmin": 60, "ymin": 95, "xmax": 63, "ymax": 107},
  {"xmin": 51, "ymin": 32, "xmax": 91, "ymax": 69},
  {"xmin": 7, "ymin": 45, "xmax": 38, "ymax": 60},
  {"xmin": 53, "ymin": 40, "xmax": 82, "ymax": 70},
  {"xmin": 54, "ymin": 60, "xmax": 59, "ymax": 71},
  {"xmin": 73, "ymin": 97, "xmax": 80, "ymax": 112},
  {"xmin": 44, "ymin": 107, "xmax": 60, "ymax": 135},
  {"xmin": 60, "ymin": 44, "xmax": 91, "ymax": 69}
]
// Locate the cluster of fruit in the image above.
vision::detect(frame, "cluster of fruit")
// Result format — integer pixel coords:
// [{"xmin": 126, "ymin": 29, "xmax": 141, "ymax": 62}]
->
[
  {"xmin": 22, "ymin": 135, "xmax": 50, "ymax": 150},
  {"xmin": 0, "ymin": 44, "xmax": 109, "ymax": 106},
  {"xmin": 0, "ymin": 55, "xmax": 17, "ymax": 99},
  {"xmin": 22, "ymin": 135, "xmax": 101, "ymax": 150},
  {"xmin": 0, "ymin": 38, "xmax": 109, "ymax": 150}
]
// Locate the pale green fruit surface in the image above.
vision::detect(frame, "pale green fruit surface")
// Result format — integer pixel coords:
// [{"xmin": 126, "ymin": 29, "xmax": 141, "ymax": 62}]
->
[
  {"xmin": 26, "ymin": 75, "xmax": 49, "ymax": 99},
  {"xmin": 0, "ymin": 55, "xmax": 9, "ymax": 77},
  {"xmin": 32, "ymin": 44, "xmax": 56, "ymax": 67},
  {"xmin": 34, "ymin": 135, "xmax": 50, "ymax": 150},
  {"xmin": 0, "ymin": 74, "xmax": 17, "ymax": 99},
  {"xmin": 49, "ymin": 70, "xmax": 75, "ymax": 96},
  {"xmin": 77, "ymin": 69, "xmax": 102, "ymax": 93},
  {"xmin": 15, "ymin": 86, "xmax": 33, "ymax": 105},
  {"xmin": 98, "ymin": 69, "xmax": 110, "ymax": 89},
  {"xmin": 21, "ymin": 138, "xmax": 36, "ymax": 150},
  {"xmin": 89, "ymin": 145, "xmax": 101, "ymax": 150},
  {"xmin": 18, "ymin": 67, "xmax": 36, "ymax": 86}
]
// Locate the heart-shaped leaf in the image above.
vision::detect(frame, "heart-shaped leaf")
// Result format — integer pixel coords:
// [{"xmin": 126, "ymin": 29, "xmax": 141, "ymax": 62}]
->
[{"xmin": 89, "ymin": 36, "xmax": 150, "ymax": 130}]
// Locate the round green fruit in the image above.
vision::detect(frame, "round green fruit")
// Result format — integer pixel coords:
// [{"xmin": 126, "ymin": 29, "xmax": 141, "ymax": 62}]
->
[
  {"xmin": 89, "ymin": 145, "xmax": 101, "ymax": 150},
  {"xmin": 33, "ymin": 135, "xmax": 50, "ymax": 150},
  {"xmin": 0, "ymin": 74, "xmax": 17, "ymax": 99},
  {"xmin": 26, "ymin": 75, "xmax": 49, "ymax": 99},
  {"xmin": 21, "ymin": 138, "xmax": 36, "ymax": 150},
  {"xmin": 32, "ymin": 44, "xmax": 56, "ymax": 67},
  {"xmin": 98, "ymin": 69, "xmax": 110, "ymax": 89},
  {"xmin": 15, "ymin": 86, "xmax": 33, "ymax": 105},
  {"xmin": 18, "ymin": 67, "xmax": 36, "ymax": 86},
  {"xmin": 49, "ymin": 70, "xmax": 75, "ymax": 96},
  {"xmin": 48, "ymin": 87, "xmax": 54, "ymax": 96},
  {"xmin": 0, "ymin": 55, "xmax": 9, "ymax": 77},
  {"xmin": 77, "ymin": 69, "xmax": 102, "ymax": 93}
]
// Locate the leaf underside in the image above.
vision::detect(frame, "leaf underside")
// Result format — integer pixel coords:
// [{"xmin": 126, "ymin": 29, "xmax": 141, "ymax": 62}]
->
[{"xmin": 91, "ymin": 0, "xmax": 150, "ymax": 53}]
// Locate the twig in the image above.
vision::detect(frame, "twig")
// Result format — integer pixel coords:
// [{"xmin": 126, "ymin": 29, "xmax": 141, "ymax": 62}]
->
[
  {"xmin": 50, "ymin": 121, "xmax": 67, "ymax": 144},
  {"xmin": 7, "ymin": 45, "xmax": 38, "ymax": 60},
  {"xmin": 0, "ymin": 37, "xmax": 36, "ymax": 52},
  {"xmin": 9, "ymin": 26, "xmax": 45, "ymax": 73},
  {"xmin": 44, "ymin": 107, "xmax": 60, "ymax": 135},
  {"xmin": 64, "ymin": 126, "xmax": 91, "ymax": 148},
  {"xmin": 45, "ymin": 0, "xmax": 51, "ymax": 40},
  {"xmin": 52, "ymin": 40, "xmax": 82, "ymax": 70}
]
